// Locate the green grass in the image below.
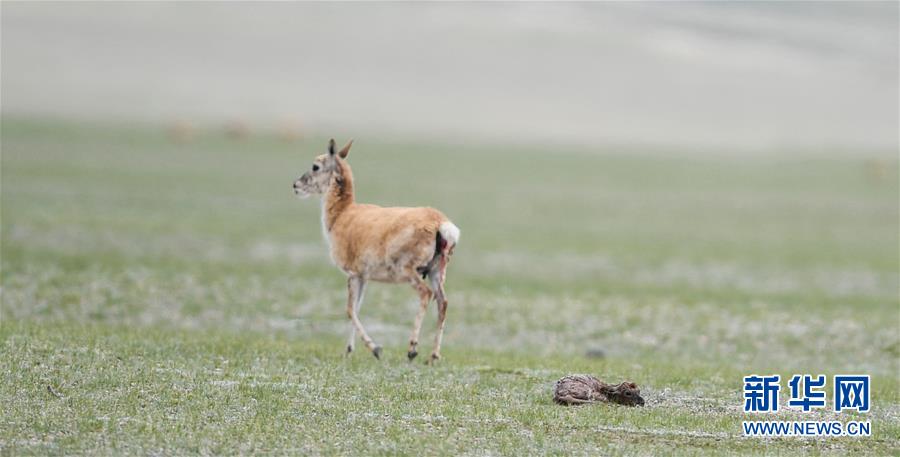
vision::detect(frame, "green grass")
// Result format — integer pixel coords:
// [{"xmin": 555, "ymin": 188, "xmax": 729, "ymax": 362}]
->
[{"xmin": 2, "ymin": 118, "xmax": 898, "ymax": 455}]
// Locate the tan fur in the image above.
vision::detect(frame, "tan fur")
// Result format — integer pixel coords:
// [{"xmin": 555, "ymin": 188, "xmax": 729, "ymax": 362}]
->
[{"xmin": 293, "ymin": 140, "xmax": 459, "ymax": 362}]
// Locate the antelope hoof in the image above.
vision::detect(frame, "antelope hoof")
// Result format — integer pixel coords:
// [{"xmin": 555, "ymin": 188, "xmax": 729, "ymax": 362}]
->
[
  {"xmin": 346, "ymin": 344, "xmax": 353, "ymax": 354},
  {"xmin": 426, "ymin": 354, "xmax": 440, "ymax": 365},
  {"xmin": 372, "ymin": 346, "xmax": 382, "ymax": 360},
  {"xmin": 407, "ymin": 350, "xmax": 418, "ymax": 361}
]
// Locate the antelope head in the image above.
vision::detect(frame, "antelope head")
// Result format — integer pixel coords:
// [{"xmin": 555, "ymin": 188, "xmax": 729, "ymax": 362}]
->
[{"xmin": 293, "ymin": 138, "xmax": 352, "ymax": 198}]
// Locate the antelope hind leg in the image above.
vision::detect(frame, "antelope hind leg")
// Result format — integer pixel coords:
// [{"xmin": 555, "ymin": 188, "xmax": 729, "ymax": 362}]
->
[{"xmin": 407, "ymin": 271, "xmax": 433, "ymax": 361}]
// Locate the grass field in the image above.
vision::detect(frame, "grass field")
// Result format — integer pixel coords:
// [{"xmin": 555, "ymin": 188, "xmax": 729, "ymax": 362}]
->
[{"xmin": 2, "ymin": 119, "xmax": 898, "ymax": 455}]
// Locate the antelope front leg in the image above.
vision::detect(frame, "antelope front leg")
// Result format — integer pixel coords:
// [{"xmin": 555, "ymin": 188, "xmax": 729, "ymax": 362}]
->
[
  {"xmin": 346, "ymin": 276, "xmax": 380, "ymax": 359},
  {"xmin": 345, "ymin": 278, "xmax": 366, "ymax": 355},
  {"xmin": 407, "ymin": 276, "xmax": 433, "ymax": 361}
]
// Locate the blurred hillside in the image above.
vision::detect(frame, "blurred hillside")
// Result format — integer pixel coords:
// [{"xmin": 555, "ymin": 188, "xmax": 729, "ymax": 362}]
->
[{"xmin": 2, "ymin": 2, "xmax": 897, "ymax": 153}]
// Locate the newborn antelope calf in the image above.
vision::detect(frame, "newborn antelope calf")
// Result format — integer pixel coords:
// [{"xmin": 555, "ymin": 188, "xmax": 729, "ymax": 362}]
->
[{"xmin": 293, "ymin": 139, "xmax": 460, "ymax": 363}]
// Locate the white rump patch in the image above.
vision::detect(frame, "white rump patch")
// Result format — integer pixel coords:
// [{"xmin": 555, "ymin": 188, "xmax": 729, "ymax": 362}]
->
[{"xmin": 439, "ymin": 221, "xmax": 460, "ymax": 246}]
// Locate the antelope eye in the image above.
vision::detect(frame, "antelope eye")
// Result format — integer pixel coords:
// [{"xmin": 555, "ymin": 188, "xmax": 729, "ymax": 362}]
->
[{"xmin": 312, "ymin": 164, "xmax": 320, "ymax": 172}]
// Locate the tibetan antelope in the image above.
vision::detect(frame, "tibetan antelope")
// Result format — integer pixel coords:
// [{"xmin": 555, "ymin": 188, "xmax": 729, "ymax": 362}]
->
[{"xmin": 293, "ymin": 139, "xmax": 460, "ymax": 363}]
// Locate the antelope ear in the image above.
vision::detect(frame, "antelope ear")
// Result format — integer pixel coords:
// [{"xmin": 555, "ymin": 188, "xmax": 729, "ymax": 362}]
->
[
  {"xmin": 328, "ymin": 138, "xmax": 336, "ymax": 156},
  {"xmin": 338, "ymin": 139, "xmax": 353, "ymax": 158}
]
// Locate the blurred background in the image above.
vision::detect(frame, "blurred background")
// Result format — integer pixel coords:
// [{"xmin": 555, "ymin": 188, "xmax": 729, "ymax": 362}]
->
[
  {"xmin": 3, "ymin": 1, "xmax": 898, "ymax": 153},
  {"xmin": 1, "ymin": 1, "xmax": 898, "ymax": 370}
]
